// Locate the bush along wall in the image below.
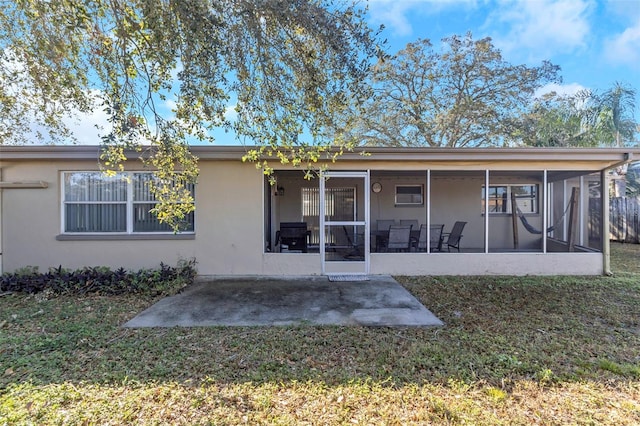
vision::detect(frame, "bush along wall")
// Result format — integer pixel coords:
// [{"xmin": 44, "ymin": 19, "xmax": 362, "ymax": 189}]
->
[{"xmin": 0, "ymin": 259, "xmax": 197, "ymax": 296}]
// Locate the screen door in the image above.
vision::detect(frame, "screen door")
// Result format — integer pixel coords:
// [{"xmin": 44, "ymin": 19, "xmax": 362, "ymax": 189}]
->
[{"xmin": 320, "ymin": 171, "xmax": 370, "ymax": 276}]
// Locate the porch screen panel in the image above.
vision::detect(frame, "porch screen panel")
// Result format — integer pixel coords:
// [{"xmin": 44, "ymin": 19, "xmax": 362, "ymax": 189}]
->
[
  {"xmin": 482, "ymin": 172, "xmax": 543, "ymax": 252},
  {"xmin": 587, "ymin": 176, "xmax": 602, "ymax": 251},
  {"xmin": 302, "ymin": 187, "xmax": 355, "ymax": 245},
  {"xmin": 64, "ymin": 172, "xmax": 127, "ymax": 232}
]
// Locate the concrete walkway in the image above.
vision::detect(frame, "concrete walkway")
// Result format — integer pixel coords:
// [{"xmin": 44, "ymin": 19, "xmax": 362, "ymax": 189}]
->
[{"xmin": 123, "ymin": 275, "xmax": 443, "ymax": 327}]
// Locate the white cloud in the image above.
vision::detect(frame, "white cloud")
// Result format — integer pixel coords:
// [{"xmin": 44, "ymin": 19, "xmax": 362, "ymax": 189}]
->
[
  {"xmin": 24, "ymin": 90, "xmax": 112, "ymax": 145},
  {"xmin": 535, "ymin": 82, "xmax": 587, "ymax": 98},
  {"xmin": 224, "ymin": 104, "xmax": 238, "ymax": 122},
  {"xmin": 63, "ymin": 105, "xmax": 111, "ymax": 145},
  {"xmin": 603, "ymin": 17, "xmax": 640, "ymax": 69},
  {"xmin": 164, "ymin": 99, "xmax": 178, "ymax": 113},
  {"xmin": 487, "ymin": 0, "xmax": 594, "ymax": 61},
  {"xmin": 367, "ymin": 0, "xmax": 421, "ymax": 37},
  {"xmin": 367, "ymin": 0, "xmax": 477, "ymax": 37}
]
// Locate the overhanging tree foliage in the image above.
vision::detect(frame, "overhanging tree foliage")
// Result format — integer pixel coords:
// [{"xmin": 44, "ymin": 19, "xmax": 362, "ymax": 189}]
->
[
  {"xmin": 348, "ymin": 33, "xmax": 560, "ymax": 147},
  {"xmin": 0, "ymin": 0, "xmax": 381, "ymax": 229}
]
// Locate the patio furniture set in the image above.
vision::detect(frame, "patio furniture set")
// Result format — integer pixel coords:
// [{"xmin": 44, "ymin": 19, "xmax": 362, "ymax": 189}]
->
[{"xmin": 275, "ymin": 221, "xmax": 466, "ymax": 254}]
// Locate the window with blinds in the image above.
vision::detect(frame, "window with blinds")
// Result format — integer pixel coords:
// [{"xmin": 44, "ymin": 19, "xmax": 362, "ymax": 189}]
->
[
  {"xmin": 63, "ymin": 172, "xmax": 195, "ymax": 233},
  {"xmin": 301, "ymin": 187, "xmax": 355, "ymax": 245}
]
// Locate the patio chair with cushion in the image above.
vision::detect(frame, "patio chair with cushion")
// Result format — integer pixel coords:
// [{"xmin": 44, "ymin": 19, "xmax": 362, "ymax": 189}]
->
[
  {"xmin": 442, "ymin": 221, "xmax": 466, "ymax": 252},
  {"xmin": 276, "ymin": 222, "xmax": 311, "ymax": 253},
  {"xmin": 386, "ymin": 225, "xmax": 412, "ymax": 252}
]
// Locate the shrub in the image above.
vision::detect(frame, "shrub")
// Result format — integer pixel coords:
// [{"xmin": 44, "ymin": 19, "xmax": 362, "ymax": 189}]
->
[{"xmin": 0, "ymin": 259, "xmax": 197, "ymax": 296}]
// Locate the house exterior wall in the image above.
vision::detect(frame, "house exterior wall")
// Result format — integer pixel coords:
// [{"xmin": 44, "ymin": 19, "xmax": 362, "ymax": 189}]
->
[
  {"xmin": 0, "ymin": 159, "xmax": 266, "ymax": 275},
  {"xmin": 2, "ymin": 146, "xmax": 629, "ymax": 276},
  {"xmin": 369, "ymin": 252, "xmax": 603, "ymax": 275}
]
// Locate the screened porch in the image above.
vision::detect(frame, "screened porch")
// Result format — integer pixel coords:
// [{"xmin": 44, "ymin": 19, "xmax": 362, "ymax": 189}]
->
[{"xmin": 264, "ymin": 169, "xmax": 604, "ymax": 258}]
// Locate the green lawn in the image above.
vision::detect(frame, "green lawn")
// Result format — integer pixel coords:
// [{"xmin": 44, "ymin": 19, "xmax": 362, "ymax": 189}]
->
[{"xmin": 1, "ymin": 243, "xmax": 639, "ymax": 425}]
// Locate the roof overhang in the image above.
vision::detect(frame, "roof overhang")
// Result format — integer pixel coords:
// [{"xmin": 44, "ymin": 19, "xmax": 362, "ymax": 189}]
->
[{"xmin": 1, "ymin": 145, "xmax": 638, "ymax": 172}]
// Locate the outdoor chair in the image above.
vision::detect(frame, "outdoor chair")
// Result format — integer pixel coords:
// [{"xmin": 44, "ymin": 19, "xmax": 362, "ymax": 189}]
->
[
  {"xmin": 442, "ymin": 221, "xmax": 466, "ymax": 252},
  {"xmin": 413, "ymin": 224, "xmax": 444, "ymax": 252},
  {"xmin": 375, "ymin": 219, "xmax": 397, "ymax": 252},
  {"xmin": 400, "ymin": 219, "xmax": 419, "ymax": 229},
  {"xmin": 386, "ymin": 225, "xmax": 412, "ymax": 252},
  {"xmin": 276, "ymin": 222, "xmax": 311, "ymax": 253},
  {"xmin": 376, "ymin": 219, "xmax": 396, "ymax": 231}
]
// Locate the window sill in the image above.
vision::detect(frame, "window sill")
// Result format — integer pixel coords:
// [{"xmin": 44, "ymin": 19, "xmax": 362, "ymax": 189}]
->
[{"xmin": 56, "ymin": 233, "xmax": 195, "ymax": 241}]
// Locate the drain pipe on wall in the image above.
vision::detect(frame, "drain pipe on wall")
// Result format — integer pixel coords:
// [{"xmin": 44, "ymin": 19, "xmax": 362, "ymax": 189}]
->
[
  {"xmin": 0, "ymin": 167, "xmax": 2, "ymax": 275},
  {"xmin": 602, "ymin": 169, "xmax": 611, "ymax": 275}
]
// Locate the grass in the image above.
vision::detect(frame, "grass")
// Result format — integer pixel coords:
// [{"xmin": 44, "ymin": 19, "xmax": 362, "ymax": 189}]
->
[{"xmin": 1, "ymin": 243, "xmax": 639, "ymax": 424}]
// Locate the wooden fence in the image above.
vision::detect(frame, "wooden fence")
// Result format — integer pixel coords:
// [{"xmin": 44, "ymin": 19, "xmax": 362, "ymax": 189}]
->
[
  {"xmin": 609, "ymin": 197, "xmax": 640, "ymax": 243},
  {"xmin": 588, "ymin": 197, "xmax": 640, "ymax": 243}
]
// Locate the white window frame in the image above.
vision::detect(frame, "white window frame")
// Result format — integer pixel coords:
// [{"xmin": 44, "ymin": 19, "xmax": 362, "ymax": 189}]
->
[
  {"xmin": 482, "ymin": 183, "xmax": 539, "ymax": 214},
  {"xmin": 61, "ymin": 171, "xmax": 195, "ymax": 235}
]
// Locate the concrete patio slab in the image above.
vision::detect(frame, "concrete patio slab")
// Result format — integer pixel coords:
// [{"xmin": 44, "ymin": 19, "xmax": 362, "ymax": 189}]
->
[{"xmin": 123, "ymin": 275, "xmax": 443, "ymax": 327}]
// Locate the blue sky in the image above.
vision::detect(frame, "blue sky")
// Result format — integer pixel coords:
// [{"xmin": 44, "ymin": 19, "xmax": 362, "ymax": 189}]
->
[
  {"xmin": 67, "ymin": 0, "xmax": 639, "ymax": 145},
  {"xmin": 367, "ymin": 0, "xmax": 639, "ymax": 98}
]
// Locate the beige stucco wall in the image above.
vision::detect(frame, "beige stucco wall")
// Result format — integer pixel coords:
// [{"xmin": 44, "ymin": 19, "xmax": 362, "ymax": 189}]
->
[
  {"xmin": 369, "ymin": 252, "xmax": 603, "ymax": 275},
  {"xmin": 0, "ymin": 159, "xmax": 266, "ymax": 275},
  {"xmin": 0, "ymin": 155, "xmax": 605, "ymax": 276}
]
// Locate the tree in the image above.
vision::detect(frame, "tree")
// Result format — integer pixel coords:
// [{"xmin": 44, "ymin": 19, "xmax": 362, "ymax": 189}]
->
[
  {"xmin": 518, "ymin": 82, "xmax": 638, "ymax": 148},
  {"xmin": 514, "ymin": 90, "xmax": 603, "ymax": 147},
  {"xmin": 595, "ymin": 82, "xmax": 637, "ymax": 147},
  {"xmin": 347, "ymin": 33, "xmax": 560, "ymax": 147},
  {"xmin": 0, "ymin": 0, "xmax": 381, "ymax": 229}
]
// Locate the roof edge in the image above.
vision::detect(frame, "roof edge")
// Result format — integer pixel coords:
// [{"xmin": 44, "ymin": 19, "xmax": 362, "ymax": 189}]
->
[{"xmin": 1, "ymin": 144, "xmax": 639, "ymax": 164}]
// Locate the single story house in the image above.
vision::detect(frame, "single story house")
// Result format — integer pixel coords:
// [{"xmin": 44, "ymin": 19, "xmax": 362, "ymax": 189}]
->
[{"xmin": 0, "ymin": 145, "xmax": 637, "ymax": 276}]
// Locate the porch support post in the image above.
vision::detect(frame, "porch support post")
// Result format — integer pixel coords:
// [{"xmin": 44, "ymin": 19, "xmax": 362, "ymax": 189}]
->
[
  {"xmin": 0, "ymin": 167, "xmax": 2, "ymax": 274},
  {"xmin": 543, "ymin": 170, "xmax": 548, "ymax": 253},
  {"xmin": 365, "ymin": 170, "xmax": 370, "ymax": 274},
  {"xmin": 602, "ymin": 170, "xmax": 611, "ymax": 275},
  {"xmin": 563, "ymin": 179, "xmax": 568, "ymax": 240},
  {"xmin": 484, "ymin": 169, "xmax": 490, "ymax": 254},
  {"xmin": 579, "ymin": 176, "xmax": 585, "ymax": 246},
  {"xmin": 426, "ymin": 169, "xmax": 431, "ymax": 253},
  {"xmin": 319, "ymin": 172, "xmax": 326, "ymax": 275}
]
